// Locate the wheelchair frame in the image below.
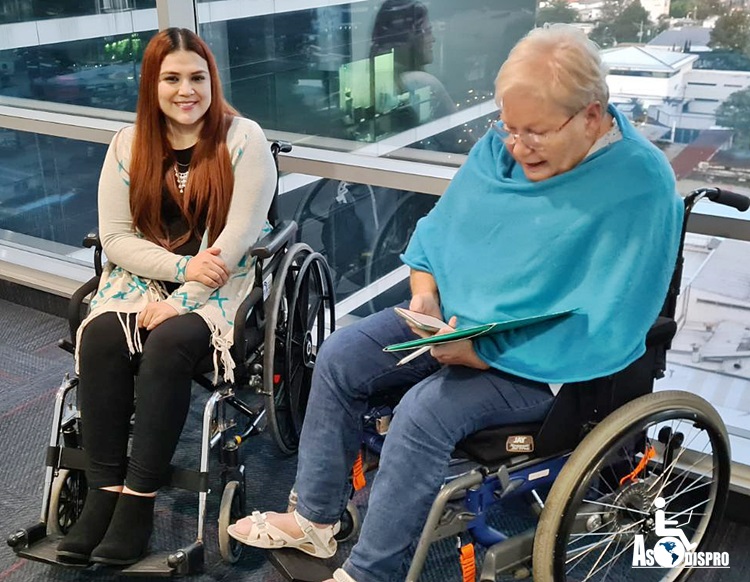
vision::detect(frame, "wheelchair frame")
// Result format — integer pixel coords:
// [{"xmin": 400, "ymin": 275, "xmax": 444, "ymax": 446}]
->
[
  {"xmin": 270, "ymin": 186, "xmax": 749, "ymax": 582},
  {"xmin": 7, "ymin": 142, "xmax": 337, "ymax": 576}
]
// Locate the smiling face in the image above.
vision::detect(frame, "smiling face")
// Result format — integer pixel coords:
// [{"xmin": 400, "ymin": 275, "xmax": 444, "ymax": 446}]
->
[
  {"xmin": 157, "ymin": 50, "xmax": 211, "ymax": 138},
  {"xmin": 498, "ymin": 86, "xmax": 603, "ymax": 182}
]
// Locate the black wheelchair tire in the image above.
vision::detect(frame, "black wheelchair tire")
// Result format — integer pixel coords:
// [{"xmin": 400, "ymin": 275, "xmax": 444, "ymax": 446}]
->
[
  {"xmin": 218, "ymin": 480, "xmax": 244, "ymax": 563},
  {"xmin": 47, "ymin": 468, "xmax": 87, "ymax": 535},
  {"xmin": 532, "ymin": 390, "xmax": 730, "ymax": 582},
  {"xmin": 264, "ymin": 243, "xmax": 335, "ymax": 455},
  {"xmin": 263, "ymin": 243, "xmax": 312, "ymax": 455},
  {"xmin": 284, "ymin": 252, "xmax": 335, "ymax": 436}
]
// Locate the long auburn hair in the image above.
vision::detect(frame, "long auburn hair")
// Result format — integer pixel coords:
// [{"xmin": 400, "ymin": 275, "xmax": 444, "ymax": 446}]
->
[{"xmin": 129, "ymin": 28, "xmax": 238, "ymax": 249}]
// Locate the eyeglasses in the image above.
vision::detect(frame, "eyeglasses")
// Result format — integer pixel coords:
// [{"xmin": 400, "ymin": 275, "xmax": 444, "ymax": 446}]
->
[{"xmin": 492, "ymin": 106, "xmax": 585, "ymax": 150}]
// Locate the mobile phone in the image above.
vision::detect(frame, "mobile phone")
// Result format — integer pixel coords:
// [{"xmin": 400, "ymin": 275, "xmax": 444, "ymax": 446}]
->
[{"xmin": 394, "ymin": 307, "xmax": 446, "ymax": 333}]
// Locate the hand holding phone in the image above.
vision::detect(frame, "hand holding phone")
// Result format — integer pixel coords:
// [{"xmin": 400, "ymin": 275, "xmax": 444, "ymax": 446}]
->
[{"xmin": 394, "ymin": 307, "xmax": 446, "ymax": 334}]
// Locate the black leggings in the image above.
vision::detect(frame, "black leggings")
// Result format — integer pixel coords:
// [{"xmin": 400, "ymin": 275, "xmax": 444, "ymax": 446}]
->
[{"xmin": 77, "ymin": 312, "xmax": 211, "ymax": 492}]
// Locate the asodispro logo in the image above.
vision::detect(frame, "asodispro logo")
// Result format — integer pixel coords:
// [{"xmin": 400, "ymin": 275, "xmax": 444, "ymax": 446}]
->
[{"xmin": 632, "ymin": 497, "xmax": 729, "ymax": 569}]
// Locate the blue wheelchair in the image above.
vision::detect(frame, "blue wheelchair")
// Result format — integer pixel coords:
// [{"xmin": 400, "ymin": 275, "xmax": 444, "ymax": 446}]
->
[
  {"xmin": 270, "ymin": 186, "xmax": 749, "ymax": 582},
  {"xmin": 6, "ymin": 142, "xmax": 337, "ymax": 575}
]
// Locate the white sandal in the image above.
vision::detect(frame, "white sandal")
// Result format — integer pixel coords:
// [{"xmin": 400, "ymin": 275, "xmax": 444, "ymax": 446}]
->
[
  {"xmin": 332, "ymin": 568, "xmax": 357, "ymax": 582},
  {"xmin": 226, "ymin": 510, "xmax": 339, "ymax": 558}
]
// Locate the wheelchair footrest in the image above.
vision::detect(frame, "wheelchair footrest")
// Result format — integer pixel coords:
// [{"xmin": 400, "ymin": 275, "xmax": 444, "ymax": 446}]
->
[
  {"xmin": 9, "ymin": 528, "xmax": 203, "ymax": 576},
  {"xmin": 120, "ymin": 548, "xmax": 202, "ymax": 577},
  {"xmin": 11, "ymin": 533, "xmax": 86, "ymax": 568},
  {"xmin": 267, "ymin": 548, "xmax": 335, "ymax": 582}
]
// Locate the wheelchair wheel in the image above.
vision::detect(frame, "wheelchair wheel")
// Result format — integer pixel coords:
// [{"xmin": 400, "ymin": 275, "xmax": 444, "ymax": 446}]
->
[
  {"xmin": 532, "ymin": 390, "xmax": 730, "ymax": 582},
  {"xmin": 334, "ymin": 500, "xmax": 361, "ymax": 543},
  {"xmin": 265, "ymin": 243, "xmax": 335, "ymax": 455},
  {"xmin": 47, "ymin": 469, "xmax": 87, "ymax": 535},
  {"xmin": 218, "ymin": 480, "xmax": 244, "ymax": 563}
]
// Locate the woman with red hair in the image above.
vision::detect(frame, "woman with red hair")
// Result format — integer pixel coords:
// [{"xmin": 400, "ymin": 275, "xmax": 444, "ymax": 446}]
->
[{"xmin": 56, "ymin": 27, "xmax": 276, "ymax": 566}]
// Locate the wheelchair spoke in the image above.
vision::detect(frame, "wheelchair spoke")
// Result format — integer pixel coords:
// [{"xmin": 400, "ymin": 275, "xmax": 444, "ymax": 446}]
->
[
  {"xmin": 566, "ymin": 519, "xmax": 642, "ymax": 568},
  {"xmin": 663, "ymin": 481, "xmax": 711, "ymax": 511},
  {"xmin": 581, "ymin": 499, "xmax": 650, "ymax": 515},
  {"xmin": 648, "ymin": 432, "xmax": 711, "ymax": 501},
  {"xmin": 585, "ymin": 536, "xmax": 637, "ymax": 581},
  {"xmin": 306, "ymin": 292, "xmax": 323, "ymax": 330},
  {"xmin": 656, "ymin": 447, "xmax": 713, "ymax": 496}
]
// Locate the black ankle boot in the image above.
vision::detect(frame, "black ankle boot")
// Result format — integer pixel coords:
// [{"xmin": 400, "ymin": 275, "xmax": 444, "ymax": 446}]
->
[
  {"xmin": 90, "ymin": 494, "xmax": 155, "ymax": 565},
  {"xmin": 56, "ymin": 488, "xmax": 120, "ymax": 563}
]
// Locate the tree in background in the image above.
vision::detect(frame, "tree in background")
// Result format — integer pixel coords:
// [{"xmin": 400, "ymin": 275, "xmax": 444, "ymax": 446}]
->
[
  {"xmin": 715, "ymin": 87, "xmax": 750, "ymax": 148},
  {"xmin": 591, "ymin": 0, "xmax": 654, "ymax": 46},
  {"xmin": 536, "ymin": 0, "xmax": 579, "ymax": 26},
  {"xmin": 709, "ymin": 11, "xmax": 750, "ymax": 55},
  {"xmin": 670, "ymin": 0, "xmax": 726, "ymax": 20},
  {"xmin": 630, "ymin": 97, "xmax": 647, "ymax": 122}
]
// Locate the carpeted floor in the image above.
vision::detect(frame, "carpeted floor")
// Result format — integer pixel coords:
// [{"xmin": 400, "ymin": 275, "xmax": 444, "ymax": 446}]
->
[{"xmin": 1, "ymin": 297, "xmax": 750, "ymax": 581}]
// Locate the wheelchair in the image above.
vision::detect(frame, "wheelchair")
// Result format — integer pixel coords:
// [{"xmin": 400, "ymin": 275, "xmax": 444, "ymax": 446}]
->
[
  {"xmin": 269, "ymin": 186, "xmax": 750, "ymax": 582},
  {"xmin": 6, "ymin": 141, "xmax": 337, "ymax": 576}
]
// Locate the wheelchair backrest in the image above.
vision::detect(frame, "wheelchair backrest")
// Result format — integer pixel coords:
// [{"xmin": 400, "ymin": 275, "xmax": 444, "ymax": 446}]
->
[{"xmin": 533, "ymin": 340, "xmax": 664, "ymax": 457}]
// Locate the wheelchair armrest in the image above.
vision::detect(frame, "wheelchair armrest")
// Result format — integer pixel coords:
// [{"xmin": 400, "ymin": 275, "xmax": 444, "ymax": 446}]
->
[
  {"xmin": 250, "ymin": 220, "xmax": 298, "ymax": 259},
  {"xmin": 59, "ymin": 275, "xmax": 101, "ymax": 354},
  {"xmin": 82, "ymin": 229, "xmax": 103, "ymax": 276},
  {"xmin": 645, "ymin": 316, "xmax": 677, "ymax": 347}
]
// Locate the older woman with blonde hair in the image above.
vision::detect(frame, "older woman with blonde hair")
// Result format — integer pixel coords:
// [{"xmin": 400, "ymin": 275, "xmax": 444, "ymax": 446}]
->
[{"xmin": 230, "ymin": 24, "xmax": 683, "ymax": 582}]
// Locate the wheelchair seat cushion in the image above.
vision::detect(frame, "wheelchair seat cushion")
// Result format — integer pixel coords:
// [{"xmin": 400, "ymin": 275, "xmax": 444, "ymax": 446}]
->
[{"xmin": 453, "ymin": 422, "xmax": 543, "ymax": 465}]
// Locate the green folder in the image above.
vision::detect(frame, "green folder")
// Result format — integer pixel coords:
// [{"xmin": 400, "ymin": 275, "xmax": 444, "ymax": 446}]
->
[{"xmin": 383, "ymin": 308, "xmax": 577, "ymax": 352}]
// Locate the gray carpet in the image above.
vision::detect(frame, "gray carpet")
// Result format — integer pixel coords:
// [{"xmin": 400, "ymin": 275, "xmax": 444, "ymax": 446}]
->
[{"xmin": 2, "ymin": 297, "xmax": 750, "ymax": 581}]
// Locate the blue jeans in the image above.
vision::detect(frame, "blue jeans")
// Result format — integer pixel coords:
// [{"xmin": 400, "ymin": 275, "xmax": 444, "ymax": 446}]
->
[{"xmin": 294, "ymin": 306, "xmax": 555, "ymax": 582}]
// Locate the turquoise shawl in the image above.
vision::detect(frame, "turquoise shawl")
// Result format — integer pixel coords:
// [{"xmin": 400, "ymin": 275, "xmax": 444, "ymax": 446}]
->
[{"xmin": 402, "ymin": 106, "xmax": 684, "ymax": 383}]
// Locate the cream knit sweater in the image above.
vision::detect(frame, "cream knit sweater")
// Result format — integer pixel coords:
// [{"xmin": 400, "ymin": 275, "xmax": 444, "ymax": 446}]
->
[{"xmin": 76, "ymin": 116, "xmax": 277, "ymax": 383}]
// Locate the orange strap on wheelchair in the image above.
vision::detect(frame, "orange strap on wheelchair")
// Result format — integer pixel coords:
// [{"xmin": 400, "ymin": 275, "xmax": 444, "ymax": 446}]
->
[
  {"xmin": 352, "ymin": 451, "xmax": 366, "ymax": 491},
  {"xmin": 619, "ymin": 445, "xmax": 656, "ymax": 486},
  {"xmin": 459, "ymin": 543, "xmax": 476, "ymax": 582}
]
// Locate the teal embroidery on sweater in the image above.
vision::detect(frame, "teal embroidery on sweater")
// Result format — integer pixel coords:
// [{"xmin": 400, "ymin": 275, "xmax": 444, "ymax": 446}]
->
[
  {"xmin": 172, "ymin": 291, "xmax": 200, "ymax": 311},
  {"xmin": 117, "ymin": 159, "xmax": 130, "ymax": 186},
  {"xmin": 208, "ymin": 292, "xmax": 229, "ymax": 319},
  {"xmin": 232, "ymin": 135, "xmax": 248, "ymax": 170},
  {"xmin": 176, "ymin": 256, "xmax": 190, "ymax": 281},
  {"xmin": 97, "ymin": 281, "xmax": 113, "ymax": 299}
]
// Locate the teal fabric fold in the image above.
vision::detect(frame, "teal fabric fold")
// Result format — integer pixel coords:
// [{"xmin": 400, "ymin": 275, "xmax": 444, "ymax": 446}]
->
[{"xmin": 401, "ymin": 106, "xmax": 684, "ymax": 383}]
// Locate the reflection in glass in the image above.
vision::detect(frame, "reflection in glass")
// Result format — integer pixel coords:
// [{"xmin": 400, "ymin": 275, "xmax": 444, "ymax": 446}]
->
[
  {"xmin": 0, "ymin": 1, "xmax": 156, "ymax": 24},
  {"xmin": 363, "ymin": 0, "xmax": 470, "ymax": 148},
  {"xmin": 198, "ymin": 0, "xmax": 535, "ymax": 153},
  {"xmin": 0, "ymin": 129, "xmax": 106, "ymax": 247},
  {"xmin": 0, "ymin": 31, "xmax": 156, "ymax": 110},
  {"xmin": 277, "ymin": 176, "xmax": 437, "ymax": 313}
]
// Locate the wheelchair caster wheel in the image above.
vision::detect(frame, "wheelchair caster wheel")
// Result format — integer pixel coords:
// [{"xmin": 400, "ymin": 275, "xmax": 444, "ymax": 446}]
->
[
  {"xmin": 218, "ymin": 480, "xmax": 244, "ymax": 563},
  {"xmin": 334, "ymin": 501, "xmax": 361, "ymax": 543},
  {"xmin": 48, "ymin": 469, "xmax": 87, "ymax": 535}
]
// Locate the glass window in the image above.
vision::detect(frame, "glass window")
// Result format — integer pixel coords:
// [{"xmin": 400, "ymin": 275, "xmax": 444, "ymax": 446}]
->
[
  {"xmin": 0, "ymin": 3, "xmax": 157, "ymax": 112},
  {"xmin": 0, "ymin": 128, "xmax": 106, "ymax": 250},
  {"xmin": 277, "ymin": 174, "xmax": 437, "ymax": 314},
  {"xmin": 0, "ymin": 1, "xmax": 156, "ymax": 25},
  {"xmin": 198, "ymin": 0, "xmax": 534, "ymax": 158},
  {"xmin": 658, "ymin": 233, "xmax": 750, "ymax": 464}
]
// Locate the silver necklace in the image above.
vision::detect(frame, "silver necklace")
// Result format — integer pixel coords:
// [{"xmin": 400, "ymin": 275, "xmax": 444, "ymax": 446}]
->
[{"xmin": 174, "ymin": 162, "xmax": 189, "ymax": 195}]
